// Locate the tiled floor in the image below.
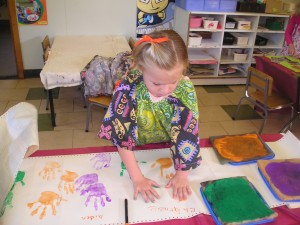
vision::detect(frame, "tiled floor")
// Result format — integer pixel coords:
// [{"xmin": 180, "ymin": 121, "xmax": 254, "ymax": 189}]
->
[{"xmin": 1, "ymin": 78, "xmax": 300, "ymax": 150}]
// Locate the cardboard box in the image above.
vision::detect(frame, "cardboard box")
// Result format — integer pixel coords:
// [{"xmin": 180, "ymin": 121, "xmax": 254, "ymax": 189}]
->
[{"xmin": 265, "ymin": 0, "xmax": 293, "ymax": 14}]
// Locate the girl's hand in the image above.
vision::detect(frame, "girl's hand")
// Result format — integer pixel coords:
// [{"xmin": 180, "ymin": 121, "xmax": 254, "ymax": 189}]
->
[
  {"xmin": 132, "ymin": 177, "xmax": 160, "ymax": 203},
  {"xmin": 288, "ymin": 44, "xmax": 296, "ymax": 55},
  {"xmin": 165, "ymin": 171, "xmax": 192, "ymax": 201}
]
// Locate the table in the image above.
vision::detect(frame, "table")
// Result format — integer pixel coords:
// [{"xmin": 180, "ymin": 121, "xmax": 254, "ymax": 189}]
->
[
  {"xmin": 255, "ymin": 56, "xmax": 300, "ymax": 132},
  {"xmin": 30, "ymin": 135, "xmax": 300, "ymax": 225},
  {"xmin": 40, "ymin": 35, "xmax": 131, "ymax": 126}
]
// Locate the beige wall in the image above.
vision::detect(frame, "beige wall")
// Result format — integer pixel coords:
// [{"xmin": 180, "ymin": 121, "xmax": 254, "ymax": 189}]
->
[{"xmin": 18, "ymin": 0, "xmax": 136, "ymax": 69}]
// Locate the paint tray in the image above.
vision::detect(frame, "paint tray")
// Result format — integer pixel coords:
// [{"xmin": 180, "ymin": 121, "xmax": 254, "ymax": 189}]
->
[
  {"xmin": 209, "ymin": 133, "xmax": 275, "ymax": 165},
  {"xmin": 200, "ymin": 176, "xmax": 277, "ymax": 225},
  {"xmin": 258, "ymin": 159, "xmax": 300, "ymax": 202}
]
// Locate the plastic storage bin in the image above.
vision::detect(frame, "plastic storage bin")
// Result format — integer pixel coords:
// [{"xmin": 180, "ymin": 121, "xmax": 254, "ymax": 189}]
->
[
  {"xmin": 225, "ymin": 17, "xmax": 237, "ymax": 29},
  {"xmin": 188, "ymin": 33, "xmax": 202, "ymax": 47},
  {"xmin": 219, "ymin": 0, "xmax": 238, "ymax": 12},
  {"xmin": 190, "ymin": 16, "xmax": 203, "ymax": 28},
  {"xmin": 203, "ymin": 20, "xmax": 218, "ymax": 29},
  {"xmin": 255, "ymin": 35, "xmax": 268, "ymax": 46},
  {"xmin": 204, "ymin": 0, "xmax": 220, "ymax": 11},
  {"xmin": 176, "ymin": 0, "xmax": 205, "ymax": 11},
  {"xmin": 236, "ymin": 2, "xmax": 266, "ymax": 12},
  {"xmin": 233, "ymin": 18, "xmax": 251, "ymax": 30},
  {"xmin": 233, "ymin": 52, "xmax": 248, "ymax": 61},
  {"xmin": 231, "ymin": 33, "xmax": 249, "ymax": 45},
  {"xmin": 223, "ymin": 33, "xmax": 236, "ymax": 45}
]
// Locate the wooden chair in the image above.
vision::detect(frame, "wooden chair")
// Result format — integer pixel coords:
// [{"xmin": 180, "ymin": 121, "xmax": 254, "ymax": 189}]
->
[
  {"xmin": 43, "ymin": 46, "xmax": 50, "ymax": 63},
  {"xmin": 85, "ymin": 96, "xmax": 112, "ymax": 132},
  {"xmin": 233, "ymin": 67, "xmax": 294, "ymax": 134}
]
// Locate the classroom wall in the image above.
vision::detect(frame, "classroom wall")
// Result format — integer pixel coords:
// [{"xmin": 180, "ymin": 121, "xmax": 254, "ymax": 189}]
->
[{"xmin": 19, "ymin": 0, "xmax": 137, "ymax": 70}]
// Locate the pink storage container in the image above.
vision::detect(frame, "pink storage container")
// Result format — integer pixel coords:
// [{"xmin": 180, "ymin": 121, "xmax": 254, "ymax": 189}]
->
[{"xmin": 190, "ymin": 17, "xmax": 203, "ymax": 28}]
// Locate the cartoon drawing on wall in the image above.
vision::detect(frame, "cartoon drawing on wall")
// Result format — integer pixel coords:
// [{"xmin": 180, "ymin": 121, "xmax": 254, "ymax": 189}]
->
[
  {"xmin": 27, "ymin": 191, "xmax": 66, "ymax": 219},
  {"xmin": 136, "ymin": 0, "xmax": 175, "ymax": 38},
  {"xmin": 39, "ymin": 161, "xmax": 61, "ymax": 181},
  {"xmin": 75, "ymin": 173, "xmax": 111, "ymax": 210},
  {"xmin": 151, "ymin": 158, "xmax": 174, "ymax": 179},
  {"xmin": 90, "ymin": 153, "xmax": 111, "ymax": 170},
  {"xmin": 0, "ymin": 171, "xmax": 25, "ymax": 217},
  {"xmin": 16, "ymin": 0, "xmax": 48, "ymax": 25},
  {"xmin": 58, "ymin": 171, "xmax": 78, "ymax": 194}
]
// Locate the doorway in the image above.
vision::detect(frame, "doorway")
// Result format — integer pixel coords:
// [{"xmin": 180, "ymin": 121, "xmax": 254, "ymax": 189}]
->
[
  {"xmin": 0, "ymin": 2, "xmax": 17, "ymax": 78},
  {"xmin": 0, "ymin": 0, "xmax": 24, "ymax": 79}
]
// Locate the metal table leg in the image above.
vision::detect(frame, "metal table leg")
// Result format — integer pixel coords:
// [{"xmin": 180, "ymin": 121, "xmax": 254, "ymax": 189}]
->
[{"xmin": 47, "ymin": 89, "xmax": 56, "ymax": 127}]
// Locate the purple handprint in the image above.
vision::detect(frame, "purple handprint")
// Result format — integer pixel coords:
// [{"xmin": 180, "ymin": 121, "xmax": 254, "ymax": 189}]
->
[
  {"xmin": 90, "ymin": 153, "xmax": 111, "ymax": 170},
  {"xmin": 75, "ymin": 173, "xmax": 98, "ymax": 192},
  {"xmin": 80, "ymin": 183, "xmax": 111, "ymax": 210}
]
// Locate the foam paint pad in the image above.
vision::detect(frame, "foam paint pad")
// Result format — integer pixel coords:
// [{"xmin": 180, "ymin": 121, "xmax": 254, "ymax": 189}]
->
[
  {"xmin": 258, "ymin": 159, "xmax": 300, "ymax": 202},
  {"xmin": 201, "ymin": 177, "xmax": 277, "ymax": 225},
  {"xmin": 210, "ymin": 133, "xmax": 274, "ymax": 164}
]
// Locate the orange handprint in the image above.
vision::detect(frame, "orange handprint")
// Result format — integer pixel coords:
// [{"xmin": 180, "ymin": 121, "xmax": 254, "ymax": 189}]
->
[
  {"xmin": 151, "ymin": 158, "xmax": 174, "ymax": 179},
  {"xmin": 27, "ymin": 191, "xmax": 66, "ymax": 219},
  {"xmin": 39, "ymin": 161, "xmax": 61, "ymax": 180},
  {"xmin": 58, "ymin": 170, "xmax": 78, "ymax": 194}
]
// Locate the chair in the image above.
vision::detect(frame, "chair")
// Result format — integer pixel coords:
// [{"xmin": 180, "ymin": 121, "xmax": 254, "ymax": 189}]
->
[
  {"xmin": 85, "ymin": 96, "xmax": 112, "ymax": 132},
  {"xmin": 233, "ymin": 67, "xmax": 294, "ymax": 134}
]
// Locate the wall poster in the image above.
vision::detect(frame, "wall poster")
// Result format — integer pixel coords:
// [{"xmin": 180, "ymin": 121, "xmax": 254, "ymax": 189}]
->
[
  {"xmin": 16, "ymin": 0, "xmax": 48, "ymax": 25},
  {"xmin": 136, "ymin": 0, "xmax": 175, "ymax": 38}
]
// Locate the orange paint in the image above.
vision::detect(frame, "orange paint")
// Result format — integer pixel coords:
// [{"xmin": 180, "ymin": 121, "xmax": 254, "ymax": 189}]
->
[
  {"xmin": 58, "ymin": 171, "xmax": 78, "ymax": 194},
  {"xmin": 213, "ymin": 134, "xmax": 268, "ymax": 162},
  {"xmin": 151, "ymin": 158, "xmax": 174, "ymax": 178},
  {"xmin": 27, "ymin": 191, "xmax": 66, "ymax": 219}
]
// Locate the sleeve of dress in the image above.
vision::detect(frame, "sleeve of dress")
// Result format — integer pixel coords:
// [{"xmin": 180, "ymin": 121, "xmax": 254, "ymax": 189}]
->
[
  {"xmin": 169, "ymin": 82, "xmax": 201, "ymax": 171},
  {"xmin": 285, "ymin": 15, "xmax": 296, "ymax": 46},
  {"xmin": 98, "ymin": 74, "xmax": 140, "ymax": 150}
]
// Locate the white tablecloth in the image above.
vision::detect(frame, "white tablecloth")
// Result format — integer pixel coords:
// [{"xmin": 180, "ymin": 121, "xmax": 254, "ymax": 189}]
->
[{"xmin": 40, "ymin": 35, "xmax": 131, "ymax": 90}]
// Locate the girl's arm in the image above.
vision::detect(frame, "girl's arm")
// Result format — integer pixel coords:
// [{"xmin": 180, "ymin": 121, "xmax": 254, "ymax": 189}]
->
[
  {"xmin": 285, "ymin": 15, "xmax": 296, "ymax": 46},
  {"xmin": 117, "ymin": 147, "xmax": 160, "ymax": 202}
]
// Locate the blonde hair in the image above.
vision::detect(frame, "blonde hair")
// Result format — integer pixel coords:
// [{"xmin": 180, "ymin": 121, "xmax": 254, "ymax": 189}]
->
[{"xmin": 132, "ymin": 30, "xmax": 188, "ymax": 72}]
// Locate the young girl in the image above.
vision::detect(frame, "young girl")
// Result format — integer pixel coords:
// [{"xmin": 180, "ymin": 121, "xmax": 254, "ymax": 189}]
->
[
  {"xmin": 281, "ymin": 3, "xmax": 300, "ymax": 57},
  {"xmin": 98, "ymin": 30, "xmax": 201, "ymax": 203}
]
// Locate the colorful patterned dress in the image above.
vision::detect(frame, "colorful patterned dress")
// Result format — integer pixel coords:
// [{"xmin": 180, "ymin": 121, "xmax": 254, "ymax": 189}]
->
[
  {"xmin": 98, "ymin": 69, "xmax": 201, "ymax": 171},
  {"xmin": 280, "ymin": 15, "xmax": 300, "ymax": 56}
]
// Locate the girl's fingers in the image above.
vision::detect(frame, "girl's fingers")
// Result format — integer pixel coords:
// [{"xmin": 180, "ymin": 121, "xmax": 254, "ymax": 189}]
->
[
  {"xmin": 141, "ymin": 190, "xmax": 149, "ymax": 203},
  {"xmin": 146, "ymin": 190, "xmax": 156, "ymax": 202},
  {"xmin": 149, "ymin": 187, "xmax": 160, "ymax": 199},
  {"xmin": 173, "ymin": 186, "xmax": 178, "ymax": 199},
  {"xmin": 177, "ymin": 187, "xmax": 183, "ymax": 201},
  {"xmin": 187, "ymin": 186, "xmax": 192, "ymax": 195}
]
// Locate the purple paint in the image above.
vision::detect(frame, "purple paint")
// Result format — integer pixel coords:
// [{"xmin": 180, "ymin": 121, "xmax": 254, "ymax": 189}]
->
[
  {"xmin": 81, "ymin": 183, "xmax": 111, "ymax": 210},
  {"xmin": 266, "ymin": 162, "xmax": 300, "ymax": 196},
  {"xmin": 75, "ymin": 173, "xmax": 98, "ymax": 191},
  {"xmin": 90, "ymin": 153, "xmax": 111, "ymax": 170}
]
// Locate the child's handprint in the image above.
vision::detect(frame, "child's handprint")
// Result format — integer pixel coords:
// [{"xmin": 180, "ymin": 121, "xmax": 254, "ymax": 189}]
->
[
  {"xmin": 39, "ymin": 161, "xmax": 61, "ymax": 180},
  {"xmin": 58, "ymin": 171, "xmax": 78, "ymax": 194},
  {"xmin": 80, "ymin": 183, "xmax": 111, "ymax": 210},
  {"xmin": 151, "ymin": 158, "xmax": 174, "ymax": 179},
  {"xmin": 90, "ymin": 153, "xmax": 111, "ymax": 170},
  {"xmin": 27, "ymin": 191, "xmax": 66, "ymax": 220},
  {"xmin": 75, "ymin": 173, "xmax": 98, "ymax": 191}
]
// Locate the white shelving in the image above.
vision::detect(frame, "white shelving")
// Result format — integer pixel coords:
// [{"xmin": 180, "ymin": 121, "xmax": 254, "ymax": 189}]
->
[{"xmin": 174, "ymin": 7, "xmax": 290, "ymax": 85}]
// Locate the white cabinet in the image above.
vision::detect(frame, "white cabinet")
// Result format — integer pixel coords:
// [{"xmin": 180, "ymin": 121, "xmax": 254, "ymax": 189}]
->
[{"xmin": 174, "ymin": 7, "xmax": 290, "ymax": 85}]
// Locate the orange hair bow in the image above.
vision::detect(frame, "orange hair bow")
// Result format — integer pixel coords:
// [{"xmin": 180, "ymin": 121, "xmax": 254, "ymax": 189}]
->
[{"xmin": 134, "ymin": 35, "xmax": 169, "ymax": 47}]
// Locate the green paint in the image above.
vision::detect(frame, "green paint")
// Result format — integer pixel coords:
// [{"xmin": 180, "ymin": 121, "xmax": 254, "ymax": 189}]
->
[
  {"xmin": 0, "ymin": 171, "xmax": 26, "ymax": 218},
  {"xmin": 203, "ymin": 177, "xmax": 275, "ymax": 224},
  {"xmin": 119, "ymin": 161, "xmax": 147, "ymax": 176}
]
